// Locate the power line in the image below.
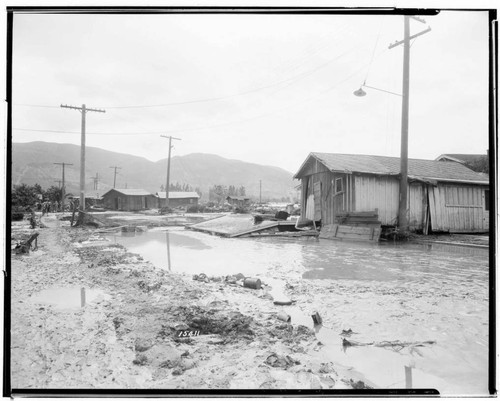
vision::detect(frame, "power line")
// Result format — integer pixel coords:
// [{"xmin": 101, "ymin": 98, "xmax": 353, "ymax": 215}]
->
[
  {"xmin": 15, "ymin": 53, "xmax": 378, "ymax": 140},
  {"xmin": 14, "ymin": 103, "xmax": 61, "ymax": 109},
  {"xmin": 14, "ymin": 37, "xmax": 363, "ymax": 112}
]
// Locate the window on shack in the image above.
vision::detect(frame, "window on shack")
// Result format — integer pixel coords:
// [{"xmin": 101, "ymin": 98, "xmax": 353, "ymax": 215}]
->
[{"xmin": 335, "ymin": 178, "xmax": 343, "ymax": 194}]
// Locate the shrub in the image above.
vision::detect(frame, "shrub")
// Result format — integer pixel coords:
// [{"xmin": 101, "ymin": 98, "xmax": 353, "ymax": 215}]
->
[
  {"xmin": 11, "ymin": 212, "xmax": 24, "ymax": 221},
  {"xmin": 187, "ymin": 205, "xmax": 206, "ymax": 213}
]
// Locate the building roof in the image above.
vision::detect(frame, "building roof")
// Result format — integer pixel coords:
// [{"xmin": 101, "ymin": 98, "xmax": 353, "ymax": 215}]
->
[
  {"xmin": 294, "ymin": 152, "xmax": 489, "ymax": 184},
  {"xmin": 102, "ymin": 188, "xmax": 153, "ymax": 197},
  {"xmin": 156, "ymin": 191, "xmax": 200, "ymax": 199},
  {"xmin": 435, "ymin": 154, "xmax": 488, "ymax": 164}
]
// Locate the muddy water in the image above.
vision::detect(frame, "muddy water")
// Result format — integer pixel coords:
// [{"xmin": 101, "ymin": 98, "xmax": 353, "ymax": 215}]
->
[{"xmin": 108, "ymin": 228, "xmax": 489, "ymax": 395}]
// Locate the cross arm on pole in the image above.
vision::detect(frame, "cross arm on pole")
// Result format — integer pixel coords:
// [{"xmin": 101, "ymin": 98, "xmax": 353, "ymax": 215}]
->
[
  {"xmin": 160, "ymin": 135, "xmax": 181, "ymax": 141},
  {"xmin": 60, "ymin": 104, "xmax": 106, "ymax": 113},
  {"xmin": 388, "ymin": 27, "xmax": 432, "ymax": 49},
  {"xmin": 86, "ymin": 107, "xmax": 106, "ymax": 113}
]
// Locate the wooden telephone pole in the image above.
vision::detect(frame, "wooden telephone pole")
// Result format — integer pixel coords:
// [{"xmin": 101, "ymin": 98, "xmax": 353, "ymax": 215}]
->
[
  {"xmin": 160, "ymin": 135, "xmax": 181, "ymax": 208},
  {"xmin": 109, "ymin": 166, "xmax": 121, "ymax": 188},
  {"xmin": 54, "ymin": 162, "xmax": 73, "ymax": 213},
  {"xmin": 61, "ymin": 104, "xmax": 105, "ymax": 211},
  {"xmin": 389, "ymin": 16, "xmax": 431, "ymax": 232}
]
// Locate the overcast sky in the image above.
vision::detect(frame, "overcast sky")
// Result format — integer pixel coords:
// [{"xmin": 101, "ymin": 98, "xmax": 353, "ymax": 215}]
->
[{"xmin": 11, "ymin": 9, "xmax": 490, "ymax": 173}]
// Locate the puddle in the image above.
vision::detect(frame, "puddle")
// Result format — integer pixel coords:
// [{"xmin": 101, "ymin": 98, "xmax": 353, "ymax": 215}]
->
[
  {"xmin": 29, "ymin": 287, "xmax": 110, "ymax": 310},
  {"xmin": 108, "ymin": 228, "xmax": 489, "ymax": 395}
]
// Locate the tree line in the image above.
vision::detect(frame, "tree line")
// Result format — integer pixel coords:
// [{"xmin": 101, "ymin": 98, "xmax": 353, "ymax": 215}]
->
[
  {"xmin": 208, "ymin": 185, "xmax": 246, "ymax": 204},
  {"xmin": 11, "ymin": 183, "xmax": 63, "ymax": 209},
  {"xmin": 160, "ymin": 182, "xmax": 202, "ymax": 197}
]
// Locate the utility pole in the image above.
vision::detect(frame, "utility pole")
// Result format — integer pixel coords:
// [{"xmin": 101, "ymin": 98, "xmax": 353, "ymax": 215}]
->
[
  {"xmin": 160, "ymin": 135, "xmax": 181, "ymax": 208},
  {"xmin": 54, "ymin": 162, "xmax": 73, "ymax": 214},
  {"xmin": 91, "ymin": 172, "xmax": 99, "ymax": 191},
  {"xmin": 259, "ymin": 180, "xmax": 262, "ymax": 204},
  {"xmin": 109, "ymin": 166, "xmax": 121, "ymax": 188},
  {"xmin": 388, "ymin": 16, "xmax": 430, "ymax": 232},
  {"xmin": 61, "ymin": 104, "xmax": 105, "ymax": 211}
]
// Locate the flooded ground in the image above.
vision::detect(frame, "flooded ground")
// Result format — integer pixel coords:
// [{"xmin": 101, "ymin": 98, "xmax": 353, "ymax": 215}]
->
[{"xmin": 109, "ymin": 228, "xmax": 489, "ymax": 395}]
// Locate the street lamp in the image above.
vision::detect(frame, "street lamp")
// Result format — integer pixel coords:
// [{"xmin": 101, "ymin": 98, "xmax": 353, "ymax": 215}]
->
[{"xmin": 353, "ymin": 82, "xmax": 401, "ymax": 97}]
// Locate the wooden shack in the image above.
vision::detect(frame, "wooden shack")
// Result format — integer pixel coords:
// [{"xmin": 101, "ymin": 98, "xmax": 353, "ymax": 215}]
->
[
  {"xmin": 226, "ymin": 196, "xmax": 251, "ymax": 208},
  {"xmin": 294, "ymin": 153, "xmax": 490, "ymax": 233},
  {"xmin": 101, "ymin": 188, "xmax": 156, "ymax": 211},
  {"xmin": 156, "ymin": 191, "xmax": 200, "ymax": 208}
]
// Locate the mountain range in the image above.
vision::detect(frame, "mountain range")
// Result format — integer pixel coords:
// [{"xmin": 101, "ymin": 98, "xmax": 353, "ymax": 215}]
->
[{"xmin": 11, "ymin": 142, "xmax": 298, "ymax": 201}]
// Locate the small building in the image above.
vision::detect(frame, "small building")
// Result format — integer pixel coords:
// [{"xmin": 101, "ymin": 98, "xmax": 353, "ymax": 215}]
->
[
  {"xmin": 101, "ymin": 188, "xmax": 156, "ymax": 211},
  {"xmin": 294, "ymin": 152, "xmax": 490, "ymax": 233},
  {"xmin": 226, "ymin": 196, "xmax": 251, "ymax": 208},
  {"xmin": 156, "ymin": 191, "xmax": 200, "ymax": 208},
  {"xmin": 85, "ymin": 194, "xmax": 103, "ymax": 207}
]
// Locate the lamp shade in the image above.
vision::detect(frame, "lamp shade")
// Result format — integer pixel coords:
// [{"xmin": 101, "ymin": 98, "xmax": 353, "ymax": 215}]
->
[{"xmin": 353, "ymin": 87, "xmax": 367, "ymax": 97}]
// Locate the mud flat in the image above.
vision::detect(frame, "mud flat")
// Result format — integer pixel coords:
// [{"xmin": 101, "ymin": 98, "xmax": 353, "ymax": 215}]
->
[
  {"xmin": 10, "ymin": 214, "xmax": 366, "ymax": 391},
  {"xmin": 9, "ymin": 213, "xmax": 489, "ymax": 394}
]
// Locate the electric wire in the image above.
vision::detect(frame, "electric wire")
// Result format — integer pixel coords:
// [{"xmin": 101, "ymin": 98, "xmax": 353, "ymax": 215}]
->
[
  {"xmin": 13, "ymin": 26, "xmax": 360, "ymax": 111},
  {"xmin": 363, "ymin": 17, "xmax": 385, "ymax": 84},
  {"xmin": 13, "ymin": 57, "xmax": 376, "ymax": 138},
  {"xmin": 14, "ymin": 43, "xmax": 388, "ymax": 138}
]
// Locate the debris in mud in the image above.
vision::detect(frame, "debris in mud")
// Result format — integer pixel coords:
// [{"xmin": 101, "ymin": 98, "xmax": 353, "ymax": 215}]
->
[
  {"xmin": 243, "ymin": 278, "xmax": 262, "ymax": 289},
  {"xmin": 264, "ymin": 352, "xmax": 300, "ymax": 369},
  {"xmin": 137, "ymin": 280, "xmax": 163, "ymax": 293},
  {"xmin": 276, "ymin": 312, "xmax": 291, "ymax": 322},
  {"xmin": 319, "ymin": 363, "xmax": 335, "ymax": 374},
  {"xmin": 340, "ymin": 328, "xmax": 355, "ymax": 337},
  {"xmin": 133, "ymin": 354, "xmax": 148, "ymax": 366},
  {"xmin": 193, "ymin": 273, "xmax": 210, "ymax": 283},
  {"xmin": 349, "ymin": 378, "xmax": 373, "ymax": 390},
  {"xmin": 342, "ymin": 338, "xmax": 436, "ymax": 351},
  {"xmin": 311, "ymin": 311, "xmax": 322, "ymax": 325},
  {"xmin": 14, "ymin": 233, "xmax": 39, "ymax": 254},
  {"xmin": 273, "ymin": 299, "xmax": 294, "ymax": 305}
]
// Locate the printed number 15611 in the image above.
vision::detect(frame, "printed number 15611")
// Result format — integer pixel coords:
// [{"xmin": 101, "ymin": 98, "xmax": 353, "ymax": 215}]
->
[{"xmin": 177, "ymin": 330, "xmax": 200, "ymax": 337}]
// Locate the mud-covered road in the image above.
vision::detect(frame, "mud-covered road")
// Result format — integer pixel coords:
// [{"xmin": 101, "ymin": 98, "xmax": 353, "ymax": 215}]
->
[
  {"xmin": 10, "ymin": 214, "xmax": 362, "ymax": 391},
  {"xmin": 9, "ymin": 212, "xmax": 489, "ymax": 394}
]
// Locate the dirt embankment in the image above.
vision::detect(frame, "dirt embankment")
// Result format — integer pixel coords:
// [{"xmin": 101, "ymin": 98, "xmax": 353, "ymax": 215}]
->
[{"xmin": 10, "ymin": 214, "xmax": 363, "ymax": 391}]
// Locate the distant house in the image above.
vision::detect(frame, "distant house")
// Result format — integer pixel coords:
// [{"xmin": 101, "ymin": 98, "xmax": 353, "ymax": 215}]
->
[
  {"xmin": 294, "ymin": 152, "xmax": 490, "ymax": 233},
  {"xmin": 436, "ymin": 153, "xmax": 489, "ymax": 173},
  {"xmin": 156, "ymin": 191, "xmax": 200, "ymax": 208},
  {"xmin": 226, "ymin": 196, "xmax": 251, "ymax": 208},
  {"xmin": 101, "ymin": 188, "xmax": 156, "ymax": 211},
  {"xmin": 85, "ymin": 194, "xmax": 103, "ymax": 207}
]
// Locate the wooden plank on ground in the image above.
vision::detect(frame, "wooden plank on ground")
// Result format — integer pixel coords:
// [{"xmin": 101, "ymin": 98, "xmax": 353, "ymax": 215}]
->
[
  {"xmin": 229, "ymin": 221, "xmax": 280, "ymax": 237},
  {"xmin": 320, "ymin": 224, "xmax": 380, "ymax": 242}
]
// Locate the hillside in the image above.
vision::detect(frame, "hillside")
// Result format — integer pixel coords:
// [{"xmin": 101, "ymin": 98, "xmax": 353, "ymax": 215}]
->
[{"xmin": 11, "ymin": 142, "xmax": 297, "ymax": 201}]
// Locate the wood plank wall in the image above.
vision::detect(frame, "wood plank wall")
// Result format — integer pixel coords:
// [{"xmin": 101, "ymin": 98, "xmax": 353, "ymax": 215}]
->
[
  {"xmin": 354, "ymin": 175, "xmax": 400, "ymax": 225},
  {"xmin": 430, "ymin": 184, "xmax": 488, "ymax": 232}
]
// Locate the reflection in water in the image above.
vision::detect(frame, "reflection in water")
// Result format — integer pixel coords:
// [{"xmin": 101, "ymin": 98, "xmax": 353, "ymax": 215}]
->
[
  {"xmin": 29, "ymin": 287, "xmax": 109, "ymax": 309},
  {"xmin": 166, "ymin": 231, "xmax": 171, "ymax": 272}
]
